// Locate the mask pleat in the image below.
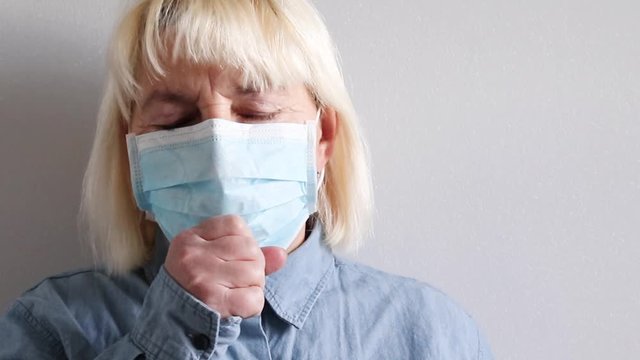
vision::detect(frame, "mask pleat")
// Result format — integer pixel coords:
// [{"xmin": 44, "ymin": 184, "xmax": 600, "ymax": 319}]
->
[{"xmin": 127, "ymin": 118, "xmax": 319, "ymax": 248}]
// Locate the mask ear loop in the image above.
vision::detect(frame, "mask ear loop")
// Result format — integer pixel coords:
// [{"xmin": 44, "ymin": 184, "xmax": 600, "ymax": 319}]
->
[
  {"xmin": 314, "ymin": 107, "xmax": 325, "ymax": 192},
  {"xmin": 317, "ymin": 170, "xmax": 325, "ymax": 191}
]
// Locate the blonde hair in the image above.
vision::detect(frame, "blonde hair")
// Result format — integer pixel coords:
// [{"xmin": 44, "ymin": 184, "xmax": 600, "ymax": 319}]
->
[{"xmin": 82, "ymin": 0, "xmax": 373, "ymax": 273}]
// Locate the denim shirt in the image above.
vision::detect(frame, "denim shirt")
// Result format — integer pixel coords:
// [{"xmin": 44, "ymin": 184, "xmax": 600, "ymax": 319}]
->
[{"xmin": 0, "ymin": 225, "xmax": 493, "ymax": 359}]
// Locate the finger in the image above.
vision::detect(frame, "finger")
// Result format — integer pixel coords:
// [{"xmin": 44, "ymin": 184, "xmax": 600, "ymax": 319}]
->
[
  {"xmin": 195, "ymin": 214, "xmax": 252, "ymax": 240},
  {"xmin": 207, "ymin": 235, "xmax": 263, "ymax": 262},
  {"xmin": 225, "ymin": 286, "xmax": 264, "ymax": 318},
  {"xmin": 214, "ymin": 260, "xmax": 265, "ymax": 289},
  {"xmin": 262, "ymin": 247, "xmax": 288, "ymax": 275}
]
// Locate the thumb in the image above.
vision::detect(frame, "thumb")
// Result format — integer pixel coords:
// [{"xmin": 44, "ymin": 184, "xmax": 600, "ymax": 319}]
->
[{"xmin": 261, "ymin": 246, "xmax": 288, "ymax": 275}]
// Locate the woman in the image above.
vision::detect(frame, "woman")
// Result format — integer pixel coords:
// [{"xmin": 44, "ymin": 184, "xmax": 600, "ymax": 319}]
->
[{"xmin": 0, "ymin": 0, "xmax": 492, "ymax": 359}]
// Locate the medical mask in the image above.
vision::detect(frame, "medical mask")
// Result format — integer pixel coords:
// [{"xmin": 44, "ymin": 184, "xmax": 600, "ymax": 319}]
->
[{"xmin": 126, "ymin": 114, "xmax": 319, "ymax": 249}]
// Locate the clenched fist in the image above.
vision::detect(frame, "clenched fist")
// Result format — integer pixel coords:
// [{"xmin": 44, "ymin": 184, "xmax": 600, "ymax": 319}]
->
[{"xmin": 164, "ymin": 215, "xmax": 287, "ymax": 318}]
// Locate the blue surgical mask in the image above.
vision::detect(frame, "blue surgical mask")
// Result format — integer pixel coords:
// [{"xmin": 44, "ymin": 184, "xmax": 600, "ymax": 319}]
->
[{"xmin": 126, "ymin": 114, "xmax": 319, "ymax": 249}]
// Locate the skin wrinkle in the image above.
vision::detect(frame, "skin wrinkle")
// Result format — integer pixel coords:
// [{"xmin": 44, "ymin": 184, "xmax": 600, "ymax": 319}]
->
[
  {"xmin": 130, "ymin": 60, "xmax": 336, "ymax": 254},
  {"xmin": 134, "ymin": 65, "xmax": 313, "ymax": 133}
]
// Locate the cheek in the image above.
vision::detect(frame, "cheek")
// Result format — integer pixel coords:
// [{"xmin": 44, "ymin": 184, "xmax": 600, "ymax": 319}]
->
[
  {"xmin": 128, "ymin": 110, "xmax": 147, "ymax": 135},
  {"xmin": 128, "ymin": 118, "xmax": 141, "ymax": 134}
]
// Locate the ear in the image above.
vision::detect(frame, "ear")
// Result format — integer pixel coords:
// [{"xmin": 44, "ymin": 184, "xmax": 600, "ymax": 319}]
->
[{"xmin": 316, "ymin": 107, "xmax": 338, "ymax": 171}]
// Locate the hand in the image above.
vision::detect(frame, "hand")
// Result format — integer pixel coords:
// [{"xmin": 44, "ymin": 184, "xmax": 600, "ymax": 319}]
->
[{"xmin": 164, "ymin": 215, "xmax": 287, "ymax": 318}]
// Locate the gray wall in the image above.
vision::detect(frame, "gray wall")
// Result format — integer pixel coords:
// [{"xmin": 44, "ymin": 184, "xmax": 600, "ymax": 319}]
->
[{"xmin": 1, "ymin": 1, "xmax": 639, "ymax": 359}]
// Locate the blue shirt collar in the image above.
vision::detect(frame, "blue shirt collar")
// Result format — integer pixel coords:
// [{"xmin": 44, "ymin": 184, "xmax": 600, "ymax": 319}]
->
[
  {"xmin": 264, "ymin": 223, "xmax": 335, "ymax": 329},
  {"xmin": 144, "ymin": 222, "xmax": 335, "ymax": 329}
]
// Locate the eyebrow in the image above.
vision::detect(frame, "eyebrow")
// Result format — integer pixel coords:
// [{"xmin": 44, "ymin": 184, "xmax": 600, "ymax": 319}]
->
[
  {"xmin": 234, "ymin": 85, "xmax": 288, "ymax": 96},
  {"xmin": 234, "ymin": 85, "xmax": 260, "ymax": 95},
  {"xmin": 141, "ymin": 86, "xmax": 289, "ymax": 111}
]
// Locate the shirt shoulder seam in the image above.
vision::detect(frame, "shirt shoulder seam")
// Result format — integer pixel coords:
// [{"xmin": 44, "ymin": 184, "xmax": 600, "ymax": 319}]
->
[
  {"xmin": 43, "ymin": 268, "xmax": 103, "ymax": 281},
  {"xmin": 22, "ymin": 268, "xmax": 108, "ymax": 294}
]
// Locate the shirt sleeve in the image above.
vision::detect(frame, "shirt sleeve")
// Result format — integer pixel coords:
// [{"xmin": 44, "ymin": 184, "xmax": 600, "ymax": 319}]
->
[
  {"xmin": 0, "ymin": 299, "xmax": 66, "ymax": 359},
  {"xmin": 128, "ymin": 266, "xmax": 242, "ymax": 359},
  {"xmin": 0, "ymin": 267, "xmax": 242, "ymax": 360}
]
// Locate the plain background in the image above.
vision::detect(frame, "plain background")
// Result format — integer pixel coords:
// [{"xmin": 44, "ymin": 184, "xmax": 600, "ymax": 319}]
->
[{"xmin": 1, "ymin": 1, "xmax": 639, "ymax": 359}]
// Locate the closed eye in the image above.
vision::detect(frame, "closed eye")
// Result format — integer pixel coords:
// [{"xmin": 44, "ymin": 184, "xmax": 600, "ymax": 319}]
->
[
  {"xmin": 238, "ymin": 111, "xmax": 279, "ymax": 121},
  {"xmin": 158, "ymin": 111, "xmax": 201, "ymax": 130}
]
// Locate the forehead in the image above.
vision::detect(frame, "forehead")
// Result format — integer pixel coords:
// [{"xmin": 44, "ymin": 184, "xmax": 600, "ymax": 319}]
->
[
  {"xmin": 136, "ymin": 59, "xmax": 307, "ymax": 100},
  {"xmin": 110, "ymin": 0, "xmax": 332, "ymax": 123},
  {"xmin": 132, "ymin": 61, "xmax": 317, "ymax": 119},
  {"xmin": 137, "ymin": 60, "xmax": 227, "ymax": 94}
]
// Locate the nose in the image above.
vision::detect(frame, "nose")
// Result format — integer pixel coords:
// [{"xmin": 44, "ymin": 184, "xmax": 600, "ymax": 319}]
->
[{"xmin": 198, "ymin": 91, "xmax": 233, "ymax": 120}]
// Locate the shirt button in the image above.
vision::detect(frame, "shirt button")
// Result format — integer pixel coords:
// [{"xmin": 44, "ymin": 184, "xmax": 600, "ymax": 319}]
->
[{"xmin": 189, "ymin": 333, "xmax": 211, "ymax": 351}]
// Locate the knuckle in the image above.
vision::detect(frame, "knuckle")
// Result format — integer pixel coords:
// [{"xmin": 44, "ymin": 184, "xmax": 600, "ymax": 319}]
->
[
  {"xmin": 255, "ymin": 272, "xmax": 266, "ymax": 288},
  {"xmin": 252, "ymin": 250, "xmax": 266, "ymax": 270},
  {"xmin": 225, "ymin": 215, "xmax": 247, "ymax": 234},
  {"xmin": 253, "ymin": 245, "xmax": 265, "ymax": 261},
  {"xmin": 241, "ymin": 236, "xmax": 259, "ymax": 253},
  {"xmin": 167, "ymin": 249, "xmax": 190, "ymax": 273},
  {"xmin": 249, "ymin": 287, "xmax": 265, "ymax": 308},
  {"xmin": 176, "ymin": 255, "xmax": 196, "ymax": 275},
  {"xmin": 224, "ymin": 235, "xmax": 258, "ymax": 257},
  {"xmin": 227, "ymin": 287, "xmax": 264, "ymax": 318},
  {"xmin": 189, "ymin": 278, "xmax": 213, "ymax": 299},
  {"xmin": 170, "ymin": 243, "xmax": 196, "ymax": 268},
  {"xmin": 247, "ymin": 265, "xmax": 264, "ymax": 285},
  {"xmin": 243, "ymin": 289, "xmax": 264, "ymax": 317},
  {"xmin": 172, "ymin": 229, "xmax": 192, "ymax": 244}
]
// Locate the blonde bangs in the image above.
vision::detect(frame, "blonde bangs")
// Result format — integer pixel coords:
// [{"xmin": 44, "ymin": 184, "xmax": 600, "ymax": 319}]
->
[
  {"xmin": 85, "ymin": 0, "xmax": 373, "ymax": 273},
  {"xmin": 112, "ymin": 0, "xmax": 318, "ymax": 120}
]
